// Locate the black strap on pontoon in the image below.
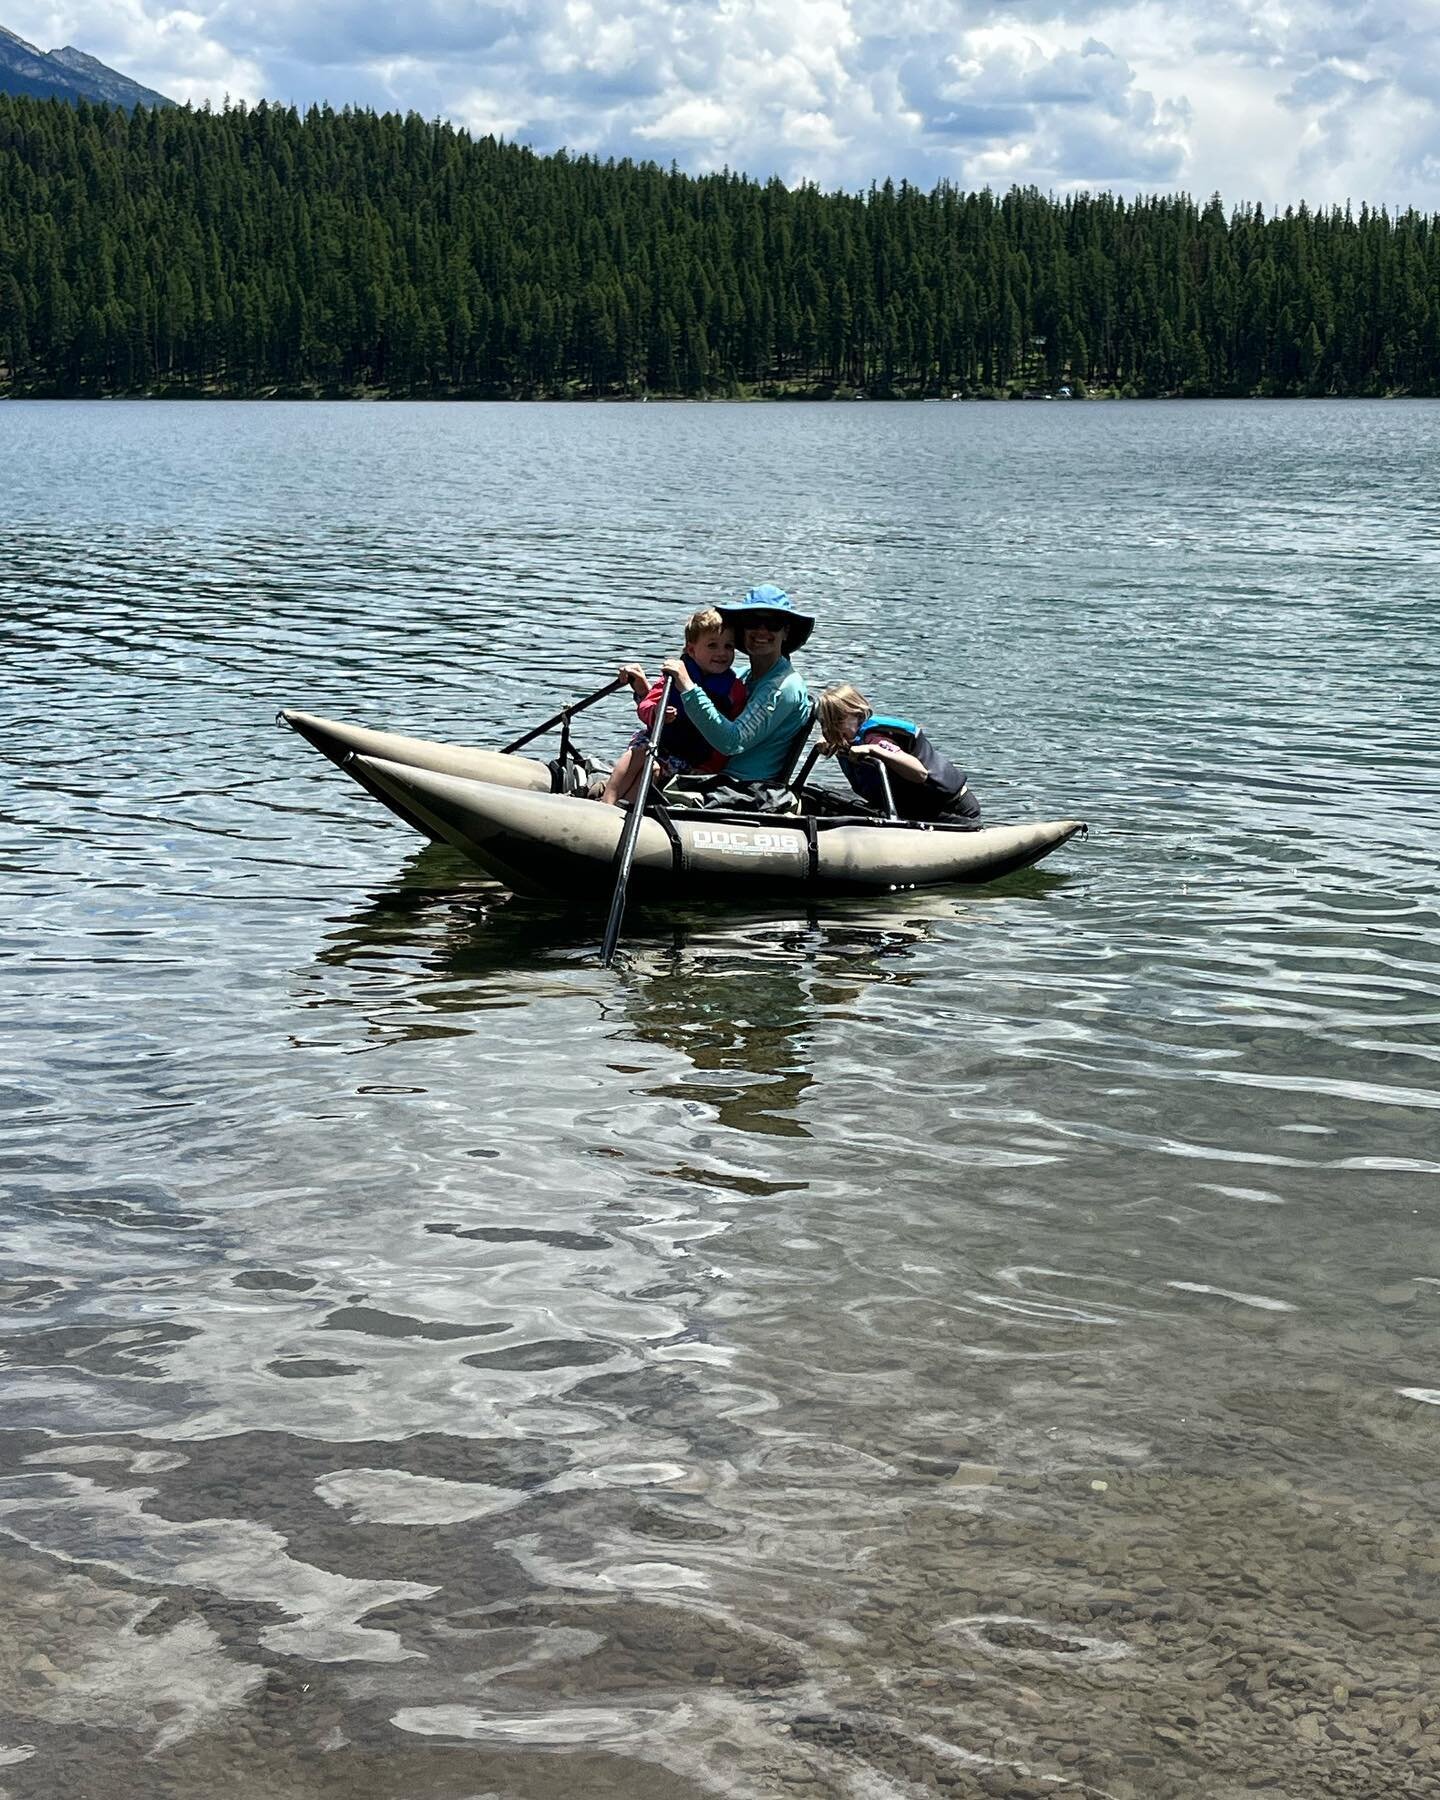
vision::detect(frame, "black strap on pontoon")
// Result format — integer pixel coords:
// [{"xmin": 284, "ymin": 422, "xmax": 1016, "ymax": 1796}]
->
[
  {"xmin": 645, "ymin": 792, "xmax": 686, "ymax": 875},
  {"xmin": 801, "ymin": 814, "xmax": 820, "ymax": 883}
]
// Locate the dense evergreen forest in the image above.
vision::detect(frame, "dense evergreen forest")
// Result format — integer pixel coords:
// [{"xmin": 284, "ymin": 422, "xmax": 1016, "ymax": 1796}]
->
[{"xmin": 2, "ymin": 92, "xmax": 1438, "ymax": 400}]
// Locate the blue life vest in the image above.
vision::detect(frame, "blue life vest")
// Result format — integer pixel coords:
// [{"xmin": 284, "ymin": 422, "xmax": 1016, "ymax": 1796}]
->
[
  {"xmin": 855, "ymin": 715, "xmax": 920, "ymax": 746},
  {"xmin": 662, "ymin": 655, "xmax": 743, "ymax": 765},
  {"xmin": 843, "ymin": 715, "xmax": 980, "ymax": 822}
]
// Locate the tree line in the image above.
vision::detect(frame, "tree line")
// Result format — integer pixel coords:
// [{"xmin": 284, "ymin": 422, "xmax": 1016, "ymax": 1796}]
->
[{"xmin": 1, "ymin": 92, "xmax": 1437, "ymax": 399}]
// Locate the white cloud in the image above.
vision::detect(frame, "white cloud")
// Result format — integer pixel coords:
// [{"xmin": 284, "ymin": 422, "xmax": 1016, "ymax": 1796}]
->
[
  {"xmin": 5, "ymin": 0, "xmax": 1440, "ymax": 210},
  {"xmin": 451, "ymin": 81, "xmax": 529, "ymax": 138},
  {"xmin": 636, "ymin": 95, "xmax": 733, "ymax": 141}
]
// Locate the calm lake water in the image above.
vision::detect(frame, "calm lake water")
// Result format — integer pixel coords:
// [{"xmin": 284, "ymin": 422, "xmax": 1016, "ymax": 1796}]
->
[{"xmin": 1, "ymin": 398, "xmax": 1438, "ymax": 1799}]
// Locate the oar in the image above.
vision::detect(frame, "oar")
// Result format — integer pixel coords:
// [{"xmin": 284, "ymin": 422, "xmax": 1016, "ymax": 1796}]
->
[
  {"xmin": 500, "ymin": 675, "xmax": 627, "ymax": 755},
  {"xmin": 601, "ymin": 673, "xmax": 673, "ymax": 967},
  {"xmin": 874, "ymin": 756, "xmax": 900, "ymax": 818}
]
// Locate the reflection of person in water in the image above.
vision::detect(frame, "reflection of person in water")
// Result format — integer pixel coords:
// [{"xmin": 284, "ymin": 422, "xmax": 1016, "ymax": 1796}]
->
[
  {"xmin": 624, "ymin": 935, "xmax": 821, "ymax": 1137},
  {"xmin": 611, "ymin": 913, "xmax": 940, "ymax": 1138}
]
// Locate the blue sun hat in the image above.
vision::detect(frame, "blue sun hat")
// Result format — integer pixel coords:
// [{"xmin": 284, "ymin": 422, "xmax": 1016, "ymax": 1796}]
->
[{"xmin": 719, "ymin": 583, "xmax": 816, "ymax": 653}]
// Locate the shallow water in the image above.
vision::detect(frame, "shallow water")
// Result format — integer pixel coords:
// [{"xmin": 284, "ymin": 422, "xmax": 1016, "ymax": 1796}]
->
[{"xmin": 1, "ymin": 398, "xmax": 1438, "ymax": 1798}]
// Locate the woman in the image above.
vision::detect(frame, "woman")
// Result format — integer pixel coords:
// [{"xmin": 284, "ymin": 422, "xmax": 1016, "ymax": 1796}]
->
[
  {"xmin": 661, "ymin": 584, "xmax": 814, "ymax": 785},
  {"xmin": 817, "ymin": 682, "xmax": 982, "ymax": 824}
]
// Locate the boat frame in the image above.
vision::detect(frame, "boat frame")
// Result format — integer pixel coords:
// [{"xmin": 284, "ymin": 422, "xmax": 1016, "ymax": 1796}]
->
[{"xmin": 280, "ymin": 704, "xmax": 1087, "ymax": 900}]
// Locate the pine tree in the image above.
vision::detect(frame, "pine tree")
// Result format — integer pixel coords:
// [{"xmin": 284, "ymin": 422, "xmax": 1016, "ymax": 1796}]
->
[{"xmin": 0, "ymin": 93, "xmax": 1436, "ymax": 399}]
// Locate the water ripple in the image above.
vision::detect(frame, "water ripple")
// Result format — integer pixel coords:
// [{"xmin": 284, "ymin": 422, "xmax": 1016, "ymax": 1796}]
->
[{"xmin": 2, "ymin": 399, "xmax": 1439, "ymax": 1797}]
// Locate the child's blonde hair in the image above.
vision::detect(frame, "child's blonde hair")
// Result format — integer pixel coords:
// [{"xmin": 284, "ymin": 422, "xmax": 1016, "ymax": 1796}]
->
[
  {"xmin": 684, "ymin": 606, "xmax": 727, "ymax": 644},
  {"xmin": 817, "ymin": 682, "xmax": 871, "ymax": 754}
]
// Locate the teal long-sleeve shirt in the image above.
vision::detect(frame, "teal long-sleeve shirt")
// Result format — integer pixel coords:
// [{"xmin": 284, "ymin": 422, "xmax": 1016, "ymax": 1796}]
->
[{"xmin": 680, "ymin": 657, "xmax": 811, "ymax": 781}]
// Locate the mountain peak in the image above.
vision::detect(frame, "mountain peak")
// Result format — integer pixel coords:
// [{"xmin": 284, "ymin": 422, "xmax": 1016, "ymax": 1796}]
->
[
  {"xmin": 0, "ymin": 20, "xmax": 174, "ymax": 108},
  {"xmin": 50, "ymin": 46, "xmax": 116, "ymax": 74}
]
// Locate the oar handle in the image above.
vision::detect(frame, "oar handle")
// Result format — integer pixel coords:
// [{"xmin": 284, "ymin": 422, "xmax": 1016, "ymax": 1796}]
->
[
  {"xmin": 875, "ymin": 757, "xmax": 899, "ymax": 819},
  {"xmin": 501, "ymin": 675, "xmax": 628, "ymax": 754},
  {"xmin": 601, "ymin": 673, "xmax": 674, "ymax": 967}
]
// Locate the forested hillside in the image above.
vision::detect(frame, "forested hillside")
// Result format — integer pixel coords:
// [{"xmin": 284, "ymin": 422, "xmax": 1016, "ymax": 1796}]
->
[{"xmin": 2, "ymin": 93, "xmax": 1437, "ymax": 399}]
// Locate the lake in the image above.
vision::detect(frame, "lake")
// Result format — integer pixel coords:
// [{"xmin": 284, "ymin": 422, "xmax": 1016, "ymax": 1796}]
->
[{"xmin": 1, "ymin": 397, "xmax": 1438, "ymax": 1799}]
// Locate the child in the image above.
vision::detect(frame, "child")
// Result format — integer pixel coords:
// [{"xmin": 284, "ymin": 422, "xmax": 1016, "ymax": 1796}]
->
[
  {"xmin": 601, "ymin": 607, "xmax": 748, "ymax": 805},
  {"xmin": 817, "ymin": 683, "xmax": 982, "ymax": 824}
]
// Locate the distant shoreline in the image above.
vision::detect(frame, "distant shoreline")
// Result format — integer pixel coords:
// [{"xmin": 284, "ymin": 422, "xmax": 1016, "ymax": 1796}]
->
[
  {"xmin": 1, "ymin": 385, "xmax": 1429, "ymax": 404},
  {"xmin": 6, "ymin": 97, "xmax": 1438, "ymax": 408}
]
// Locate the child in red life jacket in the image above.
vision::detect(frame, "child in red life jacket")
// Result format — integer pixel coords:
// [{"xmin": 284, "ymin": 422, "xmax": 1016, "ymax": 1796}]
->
[
  {"xmin": 601, "ymin": 608, "xmax": 748, "ymax": 805},
  {"xmin": 817, "ymin": 683, "xmax": 981, "ymax": 824}
]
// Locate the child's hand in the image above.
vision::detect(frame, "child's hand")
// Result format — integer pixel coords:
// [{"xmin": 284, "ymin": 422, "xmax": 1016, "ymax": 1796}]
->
[{"xmin": 619, "ymin": 662, "xmax": 648, "ymax": 696}]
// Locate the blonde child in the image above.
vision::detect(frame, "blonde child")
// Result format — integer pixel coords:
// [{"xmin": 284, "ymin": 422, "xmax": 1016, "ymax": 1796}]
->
[{"xmin": 817, "ymin": 683, "xmax": 981, "ymax": 823}]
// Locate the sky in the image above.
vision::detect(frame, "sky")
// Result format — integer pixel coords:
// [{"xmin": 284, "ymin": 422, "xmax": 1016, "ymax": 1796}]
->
[{"xmin": 7, "ymin": 0, "xmax": 1440, "ymax": 214}]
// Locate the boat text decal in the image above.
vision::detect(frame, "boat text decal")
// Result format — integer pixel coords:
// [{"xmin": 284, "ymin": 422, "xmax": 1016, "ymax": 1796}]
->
[{"xmin": 690, "ymin": 829, "xmax": 805, "ymax": 857}]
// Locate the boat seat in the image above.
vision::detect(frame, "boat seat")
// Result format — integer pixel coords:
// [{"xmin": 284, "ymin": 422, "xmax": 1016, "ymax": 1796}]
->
[{"xmin": 773, "ymin": 701, "xmax": 818, "ymax": 787}]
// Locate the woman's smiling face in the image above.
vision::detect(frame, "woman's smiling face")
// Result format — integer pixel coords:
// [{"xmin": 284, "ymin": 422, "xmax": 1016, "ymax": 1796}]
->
[{"xmin": 741, "ymin": 613, "xmax": 788, "ymax": 657}]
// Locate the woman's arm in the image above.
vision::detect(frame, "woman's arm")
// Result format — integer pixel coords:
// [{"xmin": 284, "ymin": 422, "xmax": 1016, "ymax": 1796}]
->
[{"xmin": 664, "ymin": 661, "xmax": 809, "ymax": 759}]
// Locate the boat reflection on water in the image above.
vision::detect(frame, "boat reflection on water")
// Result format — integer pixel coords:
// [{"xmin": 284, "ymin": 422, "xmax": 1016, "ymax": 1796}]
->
[
  {"xmin": 305, "ymin": 843, "xmax": 1070, "ymax": 1133},
  {"xmin": 301, "ymin": 849, "xmax": 576, "ymax": 1032}
]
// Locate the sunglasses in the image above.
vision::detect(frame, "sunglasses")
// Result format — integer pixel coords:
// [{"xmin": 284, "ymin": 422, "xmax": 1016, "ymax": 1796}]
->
[{"xmin": 742, "ymin": 613, "xmax": 788, "ymax": 632}]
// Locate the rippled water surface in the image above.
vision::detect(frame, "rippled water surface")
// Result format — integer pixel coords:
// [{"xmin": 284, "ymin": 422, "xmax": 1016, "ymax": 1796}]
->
[{"xmin": 2, "ymin": 399, "xmax": 1438, "ymax": 1799}]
